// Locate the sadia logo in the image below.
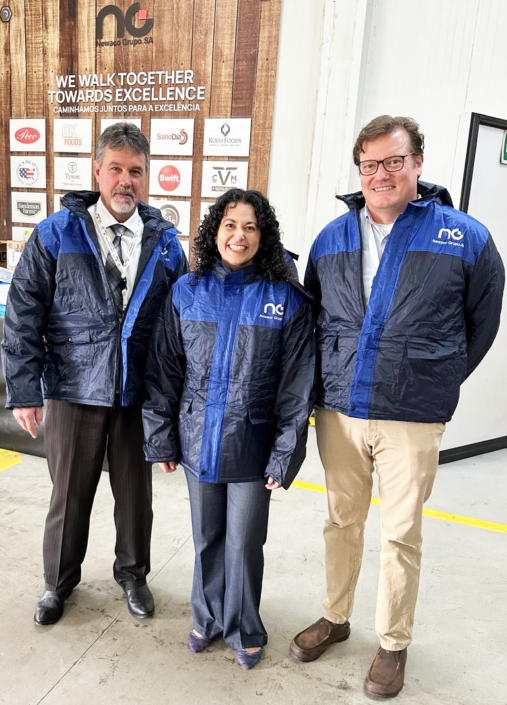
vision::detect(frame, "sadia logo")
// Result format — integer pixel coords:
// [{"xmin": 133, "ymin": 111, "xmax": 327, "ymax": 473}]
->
[
  {"xmin": 16, "ymin": 160, "xmax": 39, "ymax": 186},
  {"xmin": 96, "ymin": 3, "xmax": 153, "ymax": 39},
  {"xmin": 157, "ymin": 129, "xmax": 188, "ymax": 146},
  {"xmin": 158, "ymin": 165, "xmax": 181, "ymax": 192},
  {"xmin": 15, "ymin": 127, "xmax": 40, "ymax": 144}
]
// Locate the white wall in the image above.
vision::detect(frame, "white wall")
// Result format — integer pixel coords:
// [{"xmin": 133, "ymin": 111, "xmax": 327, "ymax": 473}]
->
[{"xmin": 269, "ymin": 0, "xmax": 507, "ymax": 449}]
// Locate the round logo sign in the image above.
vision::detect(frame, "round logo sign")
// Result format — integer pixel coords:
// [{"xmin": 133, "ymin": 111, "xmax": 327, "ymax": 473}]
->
[
  {"xmin": 158, "ymin": 165, "xmax": 181, "ymax": 192},
  {"xmin": 160, "ymin": 204, "xmax": 180, "ymax": 226},
  {"xmin": 16, "ymin": 159, "xmax": 39, "ymax": 186}
]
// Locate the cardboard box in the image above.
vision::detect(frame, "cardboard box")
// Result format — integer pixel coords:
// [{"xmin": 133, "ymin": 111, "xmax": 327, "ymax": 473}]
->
[{"xmin": 0, "ymin": 241, "xmax": 26, "ymax": 271}]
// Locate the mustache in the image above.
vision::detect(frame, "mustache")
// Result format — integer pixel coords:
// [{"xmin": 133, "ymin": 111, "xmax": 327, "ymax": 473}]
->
[{"xmin": 113, "ymin": 188, "xmax": 135, "ymax": 198}]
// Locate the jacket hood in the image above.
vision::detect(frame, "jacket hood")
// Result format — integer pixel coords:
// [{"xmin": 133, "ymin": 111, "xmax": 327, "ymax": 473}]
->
[
  {"xmin": 61, "ymin": 191, "xmax": 175, "ymax": 230},
  {"xmin": 336, "ymin": 180, "xmax": 454, "ymax": 212}
]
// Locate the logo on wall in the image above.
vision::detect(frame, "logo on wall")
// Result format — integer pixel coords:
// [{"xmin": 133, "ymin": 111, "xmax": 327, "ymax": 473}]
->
[
  {"xmin": 54, "ymin": 157, "xmax": 92, "ymax": 191},
  {"xmin": 212, "ymin": 166, "xmax": 237, "ymax": 190},
  {"xmin": 158, "ymin": 165, "xmax": 181, "ymax": 192},
  {"xmin": 96, "ymin": 2, "xmax": 154, "ymax": 39},
  {"xmin": 10, "ymin": 119, "xmax": 46, "ymax": 152},
  {"xmin": 16, "ymin": 201, "xmax": 42, "ymax": 217},
  {"xmin": 54, "ymin": 119, "xmax": 93, "ymax": 153},
  {"xmin": 15, "ymin": 160, "xmax": 39, "ymax": 187},
  {"xmin": 203, "ymin": 118, "xmax": 251, "ymax": 158},
  {"xmin": 160, "ymin": 204, "xmax": 180, "ymax": 226},
  {"xmin": 201, "ymin": 161, "xmax": 248, "ymax": 198},
  {"xmin": 150, "ymin": 119, "xmax": 195, "ymax": 157},
  {"xmin": 14, "ymin": 127, "xmax": 40, "ymax": 145}
]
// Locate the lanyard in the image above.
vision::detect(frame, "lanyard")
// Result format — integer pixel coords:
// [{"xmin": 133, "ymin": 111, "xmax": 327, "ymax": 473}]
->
[{"xmin": 94, "ymin": 206, "xmax": 143, "ymax": 283}]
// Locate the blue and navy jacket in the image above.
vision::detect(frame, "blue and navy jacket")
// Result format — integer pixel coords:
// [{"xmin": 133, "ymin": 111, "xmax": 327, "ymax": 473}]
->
[
  {"xmin": 305, "ymin": 181, "xmax": 504, "ymax": 423},
  {"xmin": 2, "ymin": 191, "xmax": 188, "ymax": 408},
  {"xmin": 142, "ymin": 261, "xmax": 316, "ymax": 488}
]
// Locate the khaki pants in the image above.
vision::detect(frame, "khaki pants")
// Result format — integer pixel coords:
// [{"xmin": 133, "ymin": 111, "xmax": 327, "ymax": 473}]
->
[{"xmin": 315, "ymin": 407, "xmax": 444, "ymax": 650}]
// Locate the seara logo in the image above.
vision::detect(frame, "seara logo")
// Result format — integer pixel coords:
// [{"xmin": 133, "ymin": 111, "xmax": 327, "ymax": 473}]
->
[
  {"xmin": 96, "ymin": 3, "xmax": 153, "ymax": 39},
  {"xmin": 15, "ymin": 127, "xmax": 40, "ymax": 144},
  {"xmin": 158, "ymin": 165, "xmax": 181, "ymax": 192}
]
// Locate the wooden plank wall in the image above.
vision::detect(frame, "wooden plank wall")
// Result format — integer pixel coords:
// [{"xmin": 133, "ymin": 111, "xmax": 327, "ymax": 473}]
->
[{"xmin": 0, "ymin": 0, "xmax": 283, "ymax": 253}]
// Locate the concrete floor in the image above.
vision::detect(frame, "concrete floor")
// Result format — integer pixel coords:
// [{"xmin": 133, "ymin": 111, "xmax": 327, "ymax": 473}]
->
[{"xmin": 0, "ymin": 430, "xmax": 506, "ymax": 705}]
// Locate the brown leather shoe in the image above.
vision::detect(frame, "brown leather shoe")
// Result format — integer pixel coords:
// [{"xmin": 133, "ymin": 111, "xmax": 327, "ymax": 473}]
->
[
  {"xmin": 364, "ymin": 647, "xmax": 407, "ymax": 699},
  {"xmin": 290, "ymin": 617, "xmax": 351, "ymax": 662}
]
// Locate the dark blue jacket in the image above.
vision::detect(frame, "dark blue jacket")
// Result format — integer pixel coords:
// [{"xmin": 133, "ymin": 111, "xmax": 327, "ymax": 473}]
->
[
  {"xmin": 305, "ymin": 182, "xmax": 504, "ymax": 423},
  {"xmin": 2, "ymin": 191, "xmax": 188, "ymax": 408},
  {"xmin": 142, "ymin": 261, "xmax": 316, "ymax": 488}
]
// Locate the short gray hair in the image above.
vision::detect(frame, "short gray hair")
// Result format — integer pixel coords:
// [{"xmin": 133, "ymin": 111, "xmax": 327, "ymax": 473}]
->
[{"xmin": 95, "ymin": 122, "xmax": 150, "ymax": 169}]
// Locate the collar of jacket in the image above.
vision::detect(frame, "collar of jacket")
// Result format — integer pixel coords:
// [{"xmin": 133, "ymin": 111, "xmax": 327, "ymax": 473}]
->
[
  {"xmin": 335, "ymin": 180, "xmax": 454, "ymax": 214},
  {"xmin": 61, "ymin": 190, "xmax": 176, "ymax": 233},
  {"xmin": 211, "ymin": 258, "xmax": 262, "ymax": 284}
]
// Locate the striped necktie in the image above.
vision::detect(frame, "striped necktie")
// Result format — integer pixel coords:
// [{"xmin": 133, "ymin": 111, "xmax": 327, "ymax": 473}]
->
[{"xmin": 105, "ymin": 224, "xmax": 126, "ymax": 317}]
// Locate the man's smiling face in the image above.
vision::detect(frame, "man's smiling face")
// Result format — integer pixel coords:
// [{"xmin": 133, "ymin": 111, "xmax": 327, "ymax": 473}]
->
[{"xmin": 359, "ymin": 128, "xmax": 423, "ymax": 224}]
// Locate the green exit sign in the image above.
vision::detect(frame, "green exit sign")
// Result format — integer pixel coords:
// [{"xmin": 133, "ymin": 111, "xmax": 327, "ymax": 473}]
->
[{"xmin": 502, "ymin": 131, "xmax": 507, "ymax": 165}]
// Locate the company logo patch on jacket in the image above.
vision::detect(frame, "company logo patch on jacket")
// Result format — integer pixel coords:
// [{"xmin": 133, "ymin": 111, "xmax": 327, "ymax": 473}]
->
[
  {"xmin": 260, "ymin": 302, "xmax": 284, "ymax": 320},
  {"xmin": 432, "ymin": 227, "xmax": 465, "ymax": 248}
]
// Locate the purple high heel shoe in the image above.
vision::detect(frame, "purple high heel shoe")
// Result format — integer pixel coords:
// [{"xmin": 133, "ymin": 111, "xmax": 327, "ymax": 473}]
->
[
  {"xmin": 236, "ymin": 647, "xmax": 263, "ymax": 670},
  {"xmin": 188, "ymin": 630, "xmax": 212, "ymax": 653}
]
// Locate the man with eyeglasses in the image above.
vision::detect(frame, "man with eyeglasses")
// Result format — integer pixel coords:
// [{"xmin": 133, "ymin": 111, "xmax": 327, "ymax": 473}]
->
[{"xmin": 290, "ymin": 115, "xmax": 504, "ymax": 698}]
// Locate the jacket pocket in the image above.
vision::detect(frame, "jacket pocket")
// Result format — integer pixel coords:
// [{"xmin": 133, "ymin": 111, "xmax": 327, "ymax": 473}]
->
[
  {"xmin": 400, "ymin": 339, "xmax": 466, "ymax": 418},
  {"xmin": 316, "ymin": 332, "xmax": 357, "ymax": 406}
]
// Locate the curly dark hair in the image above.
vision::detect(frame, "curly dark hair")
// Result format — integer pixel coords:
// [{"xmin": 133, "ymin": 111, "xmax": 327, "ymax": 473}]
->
[{"xmin": 192, "ymin": 188, "xmax": 293, "ymax": 281}]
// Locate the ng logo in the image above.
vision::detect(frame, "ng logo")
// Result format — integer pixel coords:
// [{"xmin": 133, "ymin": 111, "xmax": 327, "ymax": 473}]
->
[
  {"xmin": 437, "ymin": 228, "xmax": 464, "ymax": 241},
  {"xmin": 96, "ymin": 3, "xmax": 153, "ymax": 39},
  {"xmin": 263, "ymin": 303, "xmax": 284, "ymax": 316}
]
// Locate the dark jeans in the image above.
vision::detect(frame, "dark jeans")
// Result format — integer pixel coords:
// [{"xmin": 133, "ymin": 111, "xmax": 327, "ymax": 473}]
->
[
  {"xmin": 43, "ymin": 399, "xmax": 153, "ymax": 592},
  {"xmin": 185, "ymin": 469, "xmax": 271, "ymax": 649}
]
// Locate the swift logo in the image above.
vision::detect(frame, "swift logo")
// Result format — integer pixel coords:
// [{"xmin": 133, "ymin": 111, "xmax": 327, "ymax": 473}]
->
[{"xmin": 432, "ymin": 227, "xmax": 465, "ymax": 249}]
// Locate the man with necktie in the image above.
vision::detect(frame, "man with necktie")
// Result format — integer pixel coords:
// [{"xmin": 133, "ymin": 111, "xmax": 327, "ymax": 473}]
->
[{"xmin": 2, "ymin": 123, "xmax": 188, "ymax": 625}]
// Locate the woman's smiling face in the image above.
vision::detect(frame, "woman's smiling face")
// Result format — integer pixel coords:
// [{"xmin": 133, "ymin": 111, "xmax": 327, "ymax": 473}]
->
[{"xmin": 215, "ymin": 201, "xmax": 261, "ymax": 270}]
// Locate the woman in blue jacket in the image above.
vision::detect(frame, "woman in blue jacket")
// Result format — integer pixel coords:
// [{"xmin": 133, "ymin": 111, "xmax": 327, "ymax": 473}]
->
[{"xmin": 143, "ymin": 189, "xmax": 315, "ymax": 669}]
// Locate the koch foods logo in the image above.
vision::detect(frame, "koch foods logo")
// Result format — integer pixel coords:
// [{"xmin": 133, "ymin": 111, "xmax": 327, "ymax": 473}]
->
[
  {"xmin": 96, "ymin": 3, "xmax": 153, "ymax": 39},
  {"xmin": 16, "ymin": 200, "xmax": 42, "ymax": 217},
  {"xmin": 211, "ymin": 166, "xmax": 237, "ymax": 191},
  {"xmin": 14, "ymin": 127, "xmax": 41, "ymax": 145},
  {"xmin": 157, "ymin": 129, "xmax": 188, "ymax": 146},
  {"xmin": 158, "ymin": 165, "xmax": 181, "ymax": 192},
  {"xmin": 16, "ymin": 160, "xmax": 39, "ymax": 187},
  {"xmin": 260, "ymin": 302, "xmax": 284, "ymax": 321},
  {"xmin": 160, "ymin": 204, "xmax": 180, "ymax": 226},
  {"xmin": 208, "ymin": 123, "xmax": 241, "ymax": 147}
]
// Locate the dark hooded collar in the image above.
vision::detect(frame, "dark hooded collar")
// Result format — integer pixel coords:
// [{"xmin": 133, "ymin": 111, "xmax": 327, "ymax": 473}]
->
[{"xmin": 211, "ymin": 258, "xmax": 263, "ymax": 284}]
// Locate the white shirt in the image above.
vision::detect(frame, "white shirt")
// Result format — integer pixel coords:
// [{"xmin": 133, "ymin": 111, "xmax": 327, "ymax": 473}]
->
[
  {"xmin": 88, "ymin": 198, "xmax": 144, "ymax": 307},
  {"xmin": 360, "ymin": 206, "xmax": 394, "ymax": 305}
]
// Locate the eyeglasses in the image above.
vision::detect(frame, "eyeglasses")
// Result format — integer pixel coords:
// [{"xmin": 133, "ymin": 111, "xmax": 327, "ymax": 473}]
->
[{"xmin": 358, "ymin": 153, "xmax": 416, "ymax": 176}]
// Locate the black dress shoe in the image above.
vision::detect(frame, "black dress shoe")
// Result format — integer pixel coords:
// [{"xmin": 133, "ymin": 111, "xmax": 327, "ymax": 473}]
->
[
  {"xmin": 123, "ymin": 584, "xmax": 154, "ymax": 619},
  {"xmin": 34, "ymin": 588, "xmax": 73, "ymax": 625}
]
